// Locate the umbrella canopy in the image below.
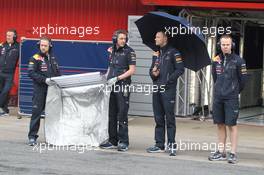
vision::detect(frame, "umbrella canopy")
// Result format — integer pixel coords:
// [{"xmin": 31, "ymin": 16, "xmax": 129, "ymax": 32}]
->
[{"xmin": 135, "ymin": 11, "xmax": 211, "ymax": 72}]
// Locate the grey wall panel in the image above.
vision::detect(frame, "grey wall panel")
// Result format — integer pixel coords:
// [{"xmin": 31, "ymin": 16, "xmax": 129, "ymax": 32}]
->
[
  {"xmin": 130, "ymin": 93, "xmax": 153, "ymax": 103},
  {"xmin": 134, "ymin": 67, "xmax": 151, "ymax": 75},
  {"xmin": 129, "ymin": 102, "xmax": 153, "ymax": 116},
  {"xmin": 128, "ymin": 16, "xmax": 154, "ymax": 116},
  {"xmin": 131, "ymin": 75, "xmax": 152, "ymax": 84},
  {"xmin": 135, "ymin": 59, "xmax": 152, "ymax": 67}
]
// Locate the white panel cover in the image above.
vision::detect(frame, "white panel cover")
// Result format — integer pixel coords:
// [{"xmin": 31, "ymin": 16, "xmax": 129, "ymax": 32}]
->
[{"xmin": 45, "ymin": 72, "xmax": 110, "ymax": 146}]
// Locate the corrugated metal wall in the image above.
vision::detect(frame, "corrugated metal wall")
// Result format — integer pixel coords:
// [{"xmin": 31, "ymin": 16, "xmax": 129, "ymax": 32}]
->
[
  {"xmin": 128, "ymin": 16, "xmax": 154, "ymax": 116},
  {"xmin": 0, "ymin": 0, "xmax": 153, "ymax": 103}
]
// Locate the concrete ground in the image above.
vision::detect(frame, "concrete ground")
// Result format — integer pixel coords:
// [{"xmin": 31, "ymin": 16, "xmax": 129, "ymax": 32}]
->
[{"xmin": 0, "ymin": 108, "xmax": 263, "ymax": 175}]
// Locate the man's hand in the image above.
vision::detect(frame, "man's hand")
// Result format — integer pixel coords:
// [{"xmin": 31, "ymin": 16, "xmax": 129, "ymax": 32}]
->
[
  {"xmin": 152, "ymin": 69, "xmax": 160, "ymax": 77},
  {"xmin": 107, "ymin": 47, "xmax": 113, "ymax": 54},
  {"xmin": 152, "ymin": 64, "xmax": 160, "ymax": 77},
  {"xmin": 107, "ymin": 77, "xmax": 118, "ymax": 86},
  {"xmin": 152, "ymin": 51, "xmax": 160, "ymax": 77},
  {"xmin": 21, "ymin": 36, "xmax": 26, "ymax": 41},
  {"xmin": 153, "ymin": 51, "xmax": 160, "ymax": 57},
  {"xmin": 45, "ymin": 78, "xmax": 56, "ymax": 86},
  {"xmin": 152, "ymin": 65, "xmax": 159, "ymax": 72}
]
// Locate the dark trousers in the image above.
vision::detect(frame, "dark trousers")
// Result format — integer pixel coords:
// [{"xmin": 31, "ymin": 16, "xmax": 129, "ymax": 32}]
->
[
  {"xmin": 152, "ymin": 87, "xmax": 176, "ymax": 149},
  {"xmin": 108, "ymin": 84, "xmax": 130, "ymax": 146},
  {"xmin": 0, "ymin": 73, "xmax": 13, "ymax": 112},
  {"xmin": 28, "ymin": 86, "xmax": 47, "ymax": 139}
]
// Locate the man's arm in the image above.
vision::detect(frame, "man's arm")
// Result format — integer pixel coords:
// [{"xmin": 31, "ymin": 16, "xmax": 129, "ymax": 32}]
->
[
  {"xmin": 167, "ymin": 51, "xmax": 184, "ymax": 84},
  {"xmin": 54, "ymin": 58, "xmax": 61, "ymax": 76},
  {"xmin": 237, "ymin": 58, "xmax": 247, "ymax": 93},
  {"xmin": 15, "ymin": 43, "xmax": 20, "ymax": 62},
  {"xmin": 105, "ymin": 47, "xmax": 112, "ymax": 78},
  {"xmin": 118, "ymin": 65, "xmax": 136, "ymax": 80},
  {"xmin": 117, "ymin": 49, "xmax": 136, "ymax": 81},
  {"xmin": 28, "ymin": 57, "xmax": 46, "ymax": 84},
  {"xmin": 149, "ymin": 52, "xmax": 160, "ymax": 81},
  {"xmin": 211, "ymin": 62, "xmax": 217, "ymax": 83},
  {"xmin": 7, "ymin": 44, "xmax": 20, "ymax": 73}
]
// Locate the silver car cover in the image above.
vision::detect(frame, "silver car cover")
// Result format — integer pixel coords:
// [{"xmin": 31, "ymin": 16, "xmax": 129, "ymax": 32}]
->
[{"xmin": 45, "ymin": 72, "xmax": 110, "ymax": 146}]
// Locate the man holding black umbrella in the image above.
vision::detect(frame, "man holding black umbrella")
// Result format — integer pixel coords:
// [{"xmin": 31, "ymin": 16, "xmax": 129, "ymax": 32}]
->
[
  {"xmin": 135, "ymin": 11, "xmax": 210, "ymax": 156},
  {"xmin": 146, "ymin": 31, "xmax": 184, "ymax": 156}
]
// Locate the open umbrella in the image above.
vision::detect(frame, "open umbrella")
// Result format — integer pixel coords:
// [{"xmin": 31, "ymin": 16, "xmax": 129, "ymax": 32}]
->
[{"xmin": 135, "ymin": 11, "xmax": 211, "ymax": 72}]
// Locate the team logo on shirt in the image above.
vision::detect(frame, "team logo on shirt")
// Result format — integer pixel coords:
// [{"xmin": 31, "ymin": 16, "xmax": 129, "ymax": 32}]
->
[
  {"xmin": 130, "ymin": 51, "xmax": 136, "ymax": 62},
  {"xmin": 1, "ymin": 47, "xmax": 5, "ymax": 55},
  {"xmin": 241, "ymin": 64, "xmax": 247, "ymax": 75},
  {"xmin": 216, "ymin": 64, "xmax": 223, "ymax": 74},
  {"xmin": 174, "ymin": 53, "xmax": 182, "ymax": 63},
  {"xmin": 41, "ymin": 62, "xmax": 48, "ymax": 72}
]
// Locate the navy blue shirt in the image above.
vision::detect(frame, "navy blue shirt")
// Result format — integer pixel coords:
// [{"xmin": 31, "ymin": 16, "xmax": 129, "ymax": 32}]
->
[
  {"xmin": 0, "ymin": 42, "xmax": 19, "ymax": 74},
  {"xmin": 212, "ymin": 53, "xmax": 247, "ymax": 99},
  {"xmin": 28, "ymin": 52, "xmax": 60, "ymax": 85},
  {"xmin": 107, "ymin": 44, "xmax": 136, "ymax": 84},
  {"xmin": 149, "ymin": 45, "xmax": 184, "ymax": 88}
]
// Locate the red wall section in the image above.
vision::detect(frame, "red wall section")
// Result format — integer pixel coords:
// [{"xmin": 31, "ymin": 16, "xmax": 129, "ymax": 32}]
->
[
  {"xmin": 141, "ymin": 0, "xmax": 264, "ymax": 10},
  {"xmin": 0, "ymin": 0, "xmax": 153, "ymax": 105},
  {"xmin": 0, "ymin": 0, "xmax": 153, "ymax": 42}
]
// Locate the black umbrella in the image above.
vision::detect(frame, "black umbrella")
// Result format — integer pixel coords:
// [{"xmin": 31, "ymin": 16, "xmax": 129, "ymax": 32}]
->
[{"xmin": 135, "ymin": 11, "xmax": 211, "ymax": 72}]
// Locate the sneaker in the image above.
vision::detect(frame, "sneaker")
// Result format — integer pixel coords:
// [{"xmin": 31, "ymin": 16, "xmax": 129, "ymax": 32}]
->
[
  {"xmin": 99, "ymin": 141, "xmax": 117, "ymax": 149},
  {"xmin": 4, "ymin": 108, "xmax": 9, "ymax": 114},
  {"xmin": 169, "ymin": 149, "xmax": 176, "ymax": 156},
  {"xmin": 0, "ymin": 108, "xmax": 4, "ymax": 113},
  {"xmin": 166, "ymin": 143, "xmax": 177, "ymax": 156},
  {"xmin": 228, "ymin": 153, "xmax": 238, "ymax": 164},
  {"xmin": 146, "ymin": 145, "xmax": 164, "ymax": 153},
  {"xmin": 28, "ymin": 138, "xmax": 37, "ymax": 146},
  {"xmin": 208, "ymin": 150, "xmax": 227, "ymax": 161},
  {"xmin": 0, "ymin": 112, "xmax": 9, "ymax": 117},
  {"xmin": 117, "ymin": 143, "xmax": 128, "ymax": 152},
  {"xmin": 0, "ymin": 112, "xmax": 9, "ymax": 116}
]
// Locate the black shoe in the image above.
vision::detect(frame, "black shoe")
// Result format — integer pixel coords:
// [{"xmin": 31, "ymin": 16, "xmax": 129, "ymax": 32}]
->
[
  {"xmin": 228, "ymin": 153, "xmax": 238, "ymax": 164},
  {"xmin": 146, "ymin": 146, "xmax": 164, "ymax": 153},
  {"xmin": 168, "ymin": 148, "xmax": 176, "ymax": 156},
  {"xmin": 0, "ymin": 112, "xmax": 9, "ymax": 117},
  {"xmin": 0, "ymin": 108, "xmax": 8, "ymax": 117},
  {"xmin": 99, "ymin": 141, "xmax": 117, "ymax": 149},
  {"xmin": 28, "ymin": 138, "xmax": 37, "ymax": 146},
  {"xmin": 208, "ymin": 150, "xmax": 227, "ymax": 161},
  {"xmin": 117, "ymin": 143, "xmax": 128, "ymax": 152},
  {"xmin": 166, "ymin": 143, "xmax": 177, "ymax": 156},
  {"xmin": 4, "ymin": 109, "xmax": 9, "ymax": 114}
]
